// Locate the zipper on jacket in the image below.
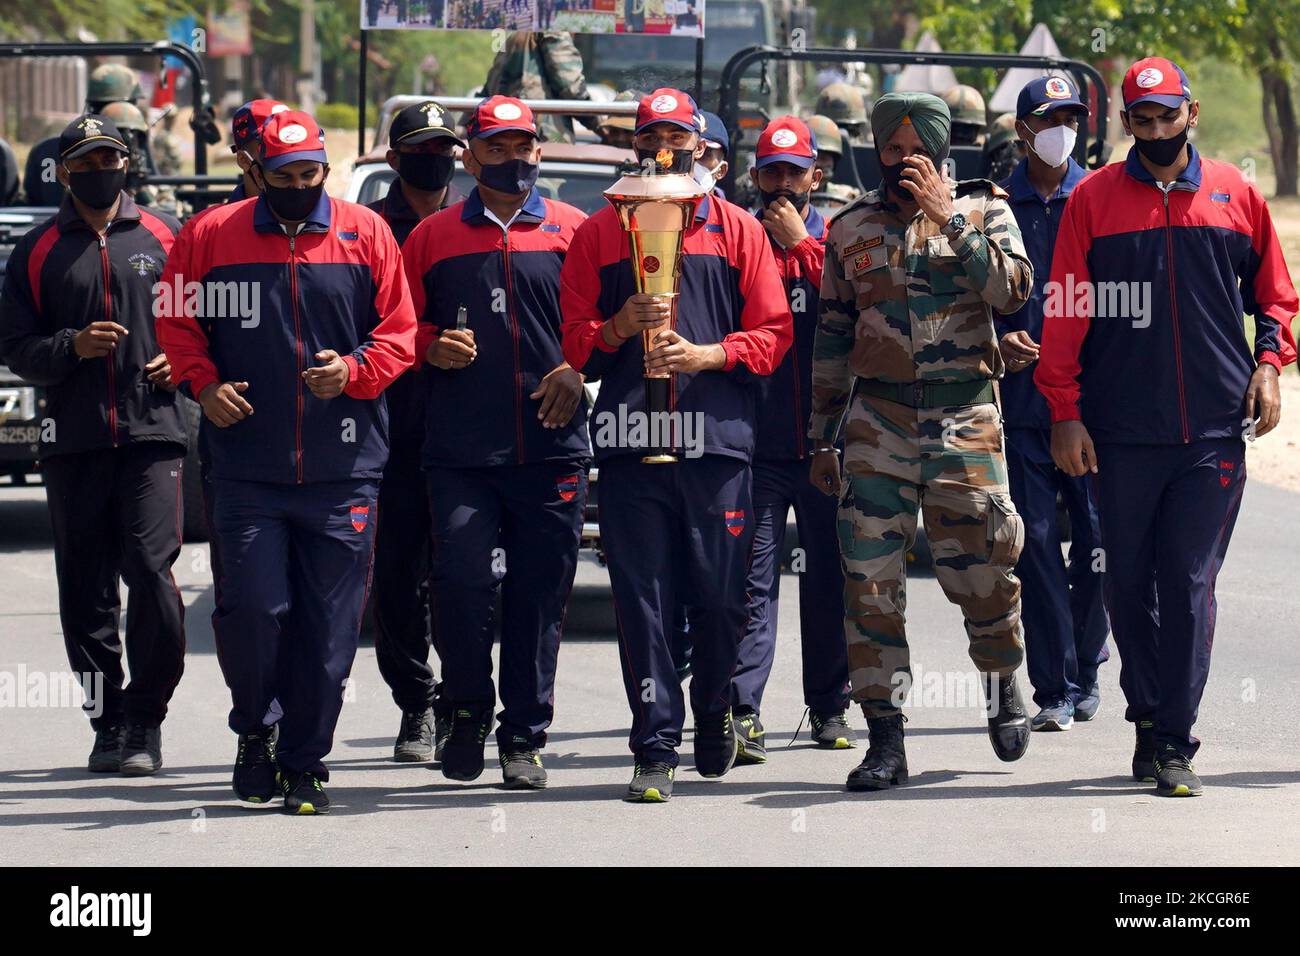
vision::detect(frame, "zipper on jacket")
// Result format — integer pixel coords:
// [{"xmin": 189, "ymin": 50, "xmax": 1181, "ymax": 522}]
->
[
  {"xmin": 289, "ymin": 233, "xmax": 305, "ymax": 482},
  {"xmin": 783, "ymin": 247, "xmax": 805, "ymax": 458},
  {"xmin": 1161, "ymin": 186, "xmax": 1191, "ymax": 444},
  {"xmin": 98, "ymin": 234, "xmax": 119, "ymax": 447},
  {"xmin": 500, "ymin": 227, "xmax": 525, "ymax": 465}
]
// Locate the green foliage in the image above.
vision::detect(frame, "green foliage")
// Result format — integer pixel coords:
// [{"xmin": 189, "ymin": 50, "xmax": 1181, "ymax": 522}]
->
[{"xmin": 315, "ymin": 101, "xmax": 359, "ymax": 130}]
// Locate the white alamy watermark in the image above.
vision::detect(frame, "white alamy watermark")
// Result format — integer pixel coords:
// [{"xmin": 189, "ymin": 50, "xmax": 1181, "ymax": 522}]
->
[
  {"xmin": 152, "ymin": 275, "xmax": 261, "ymax": 328},
  {"xmin": 0, "ymin": 665, "xmax": 103, "ymax": 717},
  {"xmin": 590, "ymin": 404, "xmax": 706, "ymax": 459},
  {"xmin": 890, "ymin": 665, "xmax": 1015, "ymax": 715},
  {"xmin": 1044, "ymin": 274, "xmax": 1152, "ymax": 328},
  {"xmin": 49, "ymin": 886, "xmax": 151, "ymax": 936}
]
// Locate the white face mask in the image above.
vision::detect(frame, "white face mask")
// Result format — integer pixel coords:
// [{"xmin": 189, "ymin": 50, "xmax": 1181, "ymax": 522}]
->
[
  {"xmin": 1025, "ymin": 123, "xmax": 1076, "ymax": 168},
  {"xmin": 693, "ymin": 161, "xmax": 719, "ymax": 189}
]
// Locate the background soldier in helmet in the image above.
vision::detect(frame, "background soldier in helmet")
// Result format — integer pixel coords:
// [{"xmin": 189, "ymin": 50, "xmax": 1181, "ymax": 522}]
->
[
  {"xmin": 941, "ymin": 84, "xmax": 989, "ymax": 147},
  {"xmin": 806, "ymin": 114, "xmax": 861, "ymax": 210},
  {"xmin": 99, "ymin": 102, "xmax": 182, "ymax": 216},
  {"xmin": 982, "ymin": 112, "xmax": 1023, "ymax": 182},
  {"xmin": 815, "ymin": 82, "xmax": 869, "ymax": 146},
  {"xmin": 86, "ymin": 62, "xmax": 144, "ymax": 113},
  {"xmin": 595, "ymin": 89, "xmax": 643, "ymax": 150}
]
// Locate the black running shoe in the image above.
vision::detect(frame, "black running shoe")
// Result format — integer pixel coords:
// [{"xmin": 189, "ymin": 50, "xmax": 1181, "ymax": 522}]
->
[
  {"xmin": 500, "ymin": 748, "xmax": 548, "ymax": 789},
  {"xmin": 625, "ymin": 760, "xmax": 675, "ymax": 802},
  {"xmin": 233, "ymin": 727, "xmax": 279, "ymax": 803},
  {"xmin": 810, "ymin": 710, "xmax": 856, "ymax": 749},
  {"xmin": 432, "ymin": 683, "xmax": 452, "ymax": 762},
  {"xmin": 119, "ymin": 723, "xmax": 162, "ymax": 776},
  {"xmin": 441, "ymin": 705, "xmax": 494, "ymax": 782},
  {"xmin": 694, "ymin": 708, "xmax": 737, "ymax": 778},
  {"xmin": 1154, "ymin": 746, "xmax": 1203, "ymax": 797},
  {"xmin": 734, "ymin": 711, "xmax": 767, "ymax": 765},
  {"xmin": 88, "ymin": 724, "xmax": 123, "ymax": 774},
  {"xmin": 1132, "ymin": 720, "xmax": 1157, "ymax": 782},
  {"xmin": 280, "ymin": 770, "xmax": 330, "ymax": 815},
  {"xmin": 394, "ymin": 708, "xmax": 434, "ymax": 763}
]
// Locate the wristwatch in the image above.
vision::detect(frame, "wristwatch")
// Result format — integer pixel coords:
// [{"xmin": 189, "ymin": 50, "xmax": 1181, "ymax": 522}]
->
[{"xmin": 943, "ymin": 211, "xmax": 968, "ymax": 237}]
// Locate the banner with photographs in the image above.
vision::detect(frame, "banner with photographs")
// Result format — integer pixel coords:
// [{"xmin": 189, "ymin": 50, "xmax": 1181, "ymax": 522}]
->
[{"xmin": 360, "ymin": 0, "xmax": 706, "ymax": 36}]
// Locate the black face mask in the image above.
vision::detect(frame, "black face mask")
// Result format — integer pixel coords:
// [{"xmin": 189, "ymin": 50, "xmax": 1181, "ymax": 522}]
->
[
  {"xmin": 262, "ymin": 180, "xmax": 325, "ymax": 221},
  {"xmin": 879, "ymin": 160, "xmax": 909, "ymax": 201},
  {"xmin": 67, "ymin": 168, "xmax": 126, "ymax": 209},
  {"xmin": 1131, "ymin": 123, "xmax": 1189, "ymax": 167},
  {"xmin": 477, "ymin": 158, "xmax": 539, "ymax": 195},
  {"xmin": 634, "ymin": 146, "xmax": 696, "ymax": 175},
  {"xmin": 398, "ymin": 152, "xmax": 455, "ymax": 192},
  {"xmin": 760, "ymin": 188, "xmax": 811, "ymax": 214}
]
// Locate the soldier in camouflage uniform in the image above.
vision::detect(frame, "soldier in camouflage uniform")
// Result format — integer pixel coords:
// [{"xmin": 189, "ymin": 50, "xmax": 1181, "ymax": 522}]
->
[
  {"xmin": 807, "ymin": 92, "xmax": 1034, "ymax": 791},
  {"xmin": 815, "ymin": 82, "xmax": 869, "ymax": 146},
  {"xmin": 941, "ymin": 84, "xmax": 988, "ymax": 147},
  {"xmin": 481, "ymin": 31, "xmax": 592, "ymax": 143},
  {"xmin": 807, "ymin": 114, "xmax": 861, "ymax": 211}
]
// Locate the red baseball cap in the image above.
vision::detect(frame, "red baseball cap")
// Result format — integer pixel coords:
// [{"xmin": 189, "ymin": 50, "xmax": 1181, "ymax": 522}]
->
[
  {"xmin": 635, "ymin": 88, "xmax": 703, "ymax": 135},
  {"xmin": 755, "ymin": 115, "xmax": 817, "ymax": 169},
  {"xmin": 1122, "ymin": 57, "xmax": 1192, "ymax": 111},
  {"xmin": 466, "ymin": 95, "xmax": 538, "ymax": 139},
  {"xmin": 258, "ymin": 110, "xmax": 327, "ymax": 170},
  {"xmin": 231, "ymin": 99, "xmax": 288, "ymax": 152}
]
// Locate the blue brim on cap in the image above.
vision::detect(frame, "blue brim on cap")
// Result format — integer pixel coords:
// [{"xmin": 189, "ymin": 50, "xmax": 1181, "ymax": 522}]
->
[
  {"xmin": 472, "ymin": 125, "xmax": 537, "ymax": 139},
  {"xmin": 262, "ymin": 149, "xmax": 328, "ymax": 170},
  {"xmin": 1125, "ymin": 93, "xmax": 1187, "ymax": 111},
  {"xmin": 756, "ymin": 152, "xmax": 815, "ymax": 169},
  {"xmin": 634, "ymin": 118, "xmax": 698, "ymax": 135}
]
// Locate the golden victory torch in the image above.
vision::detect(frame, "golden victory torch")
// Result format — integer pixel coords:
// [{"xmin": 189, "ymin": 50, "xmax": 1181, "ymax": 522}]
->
[{"xmin": 603, "ymin": 150, "xmax": 707, "ymax": 463}]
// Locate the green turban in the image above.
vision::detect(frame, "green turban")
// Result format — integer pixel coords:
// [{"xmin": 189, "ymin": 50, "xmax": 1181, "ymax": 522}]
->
[{"xmin": 871, "ymin": 92, "xmax": 952, "ymax": 167}]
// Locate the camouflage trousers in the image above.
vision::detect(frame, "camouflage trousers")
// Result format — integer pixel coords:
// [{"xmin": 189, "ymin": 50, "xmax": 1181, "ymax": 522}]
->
[{"xmin": 837, "ymin": 394, "xmax": 1025, "ymax": 717}]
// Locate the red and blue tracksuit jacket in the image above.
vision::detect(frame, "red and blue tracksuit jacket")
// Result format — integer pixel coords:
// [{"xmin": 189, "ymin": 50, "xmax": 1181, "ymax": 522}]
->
[
  {"xmin": 0, "ymin": 193, "xmax": 186, "ymax": 457},
  {"xmin": 560, "ymin": 193, "xmax": 793, "ymax": 463},
  {"xmin": 753, "ymin": 203, "xmax": 827, "ymax": 461},
  {"xmin": 404, "ymin": 186, "xmax": 591, "ymax": 468},
  {"xmin": 155, "ymin": 191, "xmax": 416, "ymax": 483},
  {"xmin": 1036, "ymin": 146, "xmax": 1298, "ymax": 444}
]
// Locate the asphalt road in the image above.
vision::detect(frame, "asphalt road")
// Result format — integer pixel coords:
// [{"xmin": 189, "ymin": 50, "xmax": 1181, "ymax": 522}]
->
[{"xmin": 1, "ymin": 479, "xmax": 1297, "ymax": 866}]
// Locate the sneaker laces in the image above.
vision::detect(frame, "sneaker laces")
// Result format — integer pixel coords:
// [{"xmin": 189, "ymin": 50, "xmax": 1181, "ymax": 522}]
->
[
  {"xmin": 237, "ymin": 729, "xmax": 274, "ymax": 767},
  {"xmin": 788, "ymin": 707, "xmax": 811, "ymax": 749},
  {"xmin": 1159, "ymin": 750, "xmax": 1193, "ymax": 772},
  {"xmin": 449, "ymin": 708, "xmax": 489, "ymax": 745},
  {"xmin": 124, "ymin": 724, "xmax": 150, "ymax": 750},
  {"xmin": 399, "ymin": 710, "xmax": 430, "ymax": 742},
  {"xmin": 94, "ymin": 726, "xmax": 123, "ymax": 752},
  {"xmin": 636, "ymin": 761, "xmax": 674, "ymax": 778}
]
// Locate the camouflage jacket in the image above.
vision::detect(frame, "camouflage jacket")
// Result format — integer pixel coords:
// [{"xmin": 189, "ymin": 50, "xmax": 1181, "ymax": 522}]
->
[
  {"xmin": 482, "ymin": 31, "xmax": 589, "ymax": 143},
  {"xmin": 808, "ymin": 181, "xmax": 1032, "ymax": 443}
]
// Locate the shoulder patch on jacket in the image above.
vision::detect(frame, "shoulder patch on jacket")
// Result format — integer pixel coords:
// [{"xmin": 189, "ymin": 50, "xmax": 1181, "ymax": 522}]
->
[{"xmin": 954, "ymin": 178, "xmax": 1008, "ymax": 200}]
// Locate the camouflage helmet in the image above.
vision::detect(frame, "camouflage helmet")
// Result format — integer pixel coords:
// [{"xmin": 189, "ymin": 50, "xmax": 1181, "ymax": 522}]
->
[
  {"xmin": 599, "ymin": 89, "xmax": 644, "ymax": 133},
  {"xmin": 815, "ymin": 82, "xmax": 867, "ymax": 126},
  {"xmin": 100, "ymin": 101, "xmax": 148, "ymax": 133},
  {"xmin": 806, "ymin": 114, "xmax": 844, "ymax": 156},
  {"xmin": 941, "ymin": 85, "xmax": 988, "ymax": 127},
  {"xmin": 87, "ymin": 63, "xmax": 143, "ymax": 107},
  {"xmin": 983, "ymin": 112, "xmax": 1019, "ymax": 153}
]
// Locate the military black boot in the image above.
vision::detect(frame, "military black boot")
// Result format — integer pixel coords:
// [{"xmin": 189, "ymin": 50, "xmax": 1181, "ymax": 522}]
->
[
  {"xmin": 846, "ymin": 714, "xmax": 907, "ymax": 791},
  {"xmin": 983, "ymin": 671, "xmax": 1030, "ymax": 762}
]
